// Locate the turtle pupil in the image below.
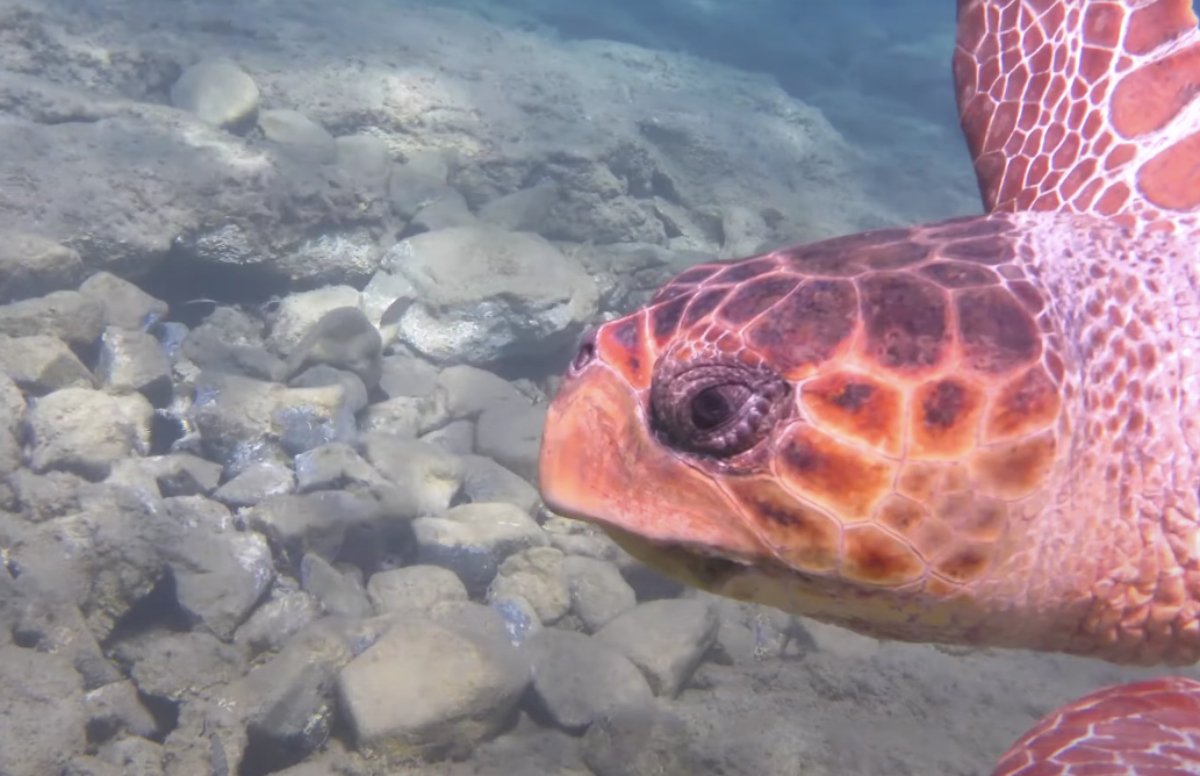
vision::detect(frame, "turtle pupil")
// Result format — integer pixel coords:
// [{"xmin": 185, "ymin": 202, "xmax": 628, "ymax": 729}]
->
[{"xmin": 691, "ymin": 387, "xmax": 734, "ymax": 430}]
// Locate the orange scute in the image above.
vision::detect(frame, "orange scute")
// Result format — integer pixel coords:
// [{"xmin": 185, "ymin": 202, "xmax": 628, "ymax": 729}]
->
[
  {"xmin": 776, "ymin": 425, "xmax": 895, "ymax": 521},
  {"xmin": 968, "ymin": 431, "xmax": 1058, "ymax": 499},
  {"xmin": 724, "ymin": 476, "xmax": 841, "ymax": 573},
  {"xmin": 985, "ymin": 365, "xmax": 1061, "ymax": 441},
  {"xmin": 801, "ymin": 372, "xmax": 904, "ymax": 456},
  {"xmin": 909, "ymin": 378, "xmax": 985, "ymax": 459},
  {"xmin": 842, "ymin": 524, "xmax": 925, "ymax": 586}
]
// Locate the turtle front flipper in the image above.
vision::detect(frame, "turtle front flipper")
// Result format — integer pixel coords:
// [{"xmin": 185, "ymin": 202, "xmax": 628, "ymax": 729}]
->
[{"xmin": 955, "ymin": 0, "xmax": 1200, "ymax": 228}]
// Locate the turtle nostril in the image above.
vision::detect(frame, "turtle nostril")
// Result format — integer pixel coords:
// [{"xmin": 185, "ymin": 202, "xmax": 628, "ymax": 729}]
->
[{"xmin": 570, "ymin": 328, "xmax": 598, "ymax": 374}]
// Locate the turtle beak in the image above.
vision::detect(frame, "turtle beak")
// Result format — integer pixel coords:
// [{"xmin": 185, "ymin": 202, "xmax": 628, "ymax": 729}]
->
[{"xmin": 538, "ymin": 363, "xmax": 765, "ymax": 559}]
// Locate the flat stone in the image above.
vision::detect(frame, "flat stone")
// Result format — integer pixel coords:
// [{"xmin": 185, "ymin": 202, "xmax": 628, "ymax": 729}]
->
[
  {"xmin": 0, "ymin": 333, "xmax": 94, "ymax": 394},
  {"xmin": 78, "ymin": 272, "xmax": 169, "ymax": 330},
  {"xmin": 27, "ymin": 387, "xmax": 154, "ymax": 479},
  {"xmin": 475, "ymin": 400, "xmax": 545, "ymax": 482},
  {"xmin": 0, "ymin": 647, "xmax": 87, "ymax": 774},
  {"xmin": 0, "ymin": 289, "xmax": 105, "ymax": 348},
  {"xmin": 458, "ymin": 455, "xmax": 539, "ymax": 513},
  {"xmin": 212, "ymin": 461, "xmax": 295, "ymax": 508},
  {"xmin": 366, "ymin": 564, "xmax": 468, "ymax": 616},
  {"xmin": 525, "ymin": 629, "xmax": 652, "ymax": 733},
  {"xmin": 595, "ymin": 599, "xmax": 719, "ymax": 697}
]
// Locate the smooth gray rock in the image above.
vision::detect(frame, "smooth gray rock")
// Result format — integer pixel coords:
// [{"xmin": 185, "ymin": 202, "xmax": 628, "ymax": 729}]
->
[
  {"xmin": 419, "ymin": 419, "xmax": 475, "ymax": 455},
  {"xmin": 0, "ymin": 646, "xmax": 87, "ymax": 775},
  {"xmin": 170, "ymin": 57, "xmax": 260, "ymax": 129},
  {"xmin": 0, "ymin": 289, "xmax": 105, "ymax": 348},
  {"xmin": 437, "ymin": 364, "xmax": 528, "ymax": 419},
  {"xmin": 474, "ymin": 400, "xmax": 545, "ymax": 481},
  {"xmin": 360, "ymin": 434, "xmax": 463, "ymax": 516},
  {"xmin": 487, "ymin": 546, "xmax": 570, "ymax": 625},
  {"xmin": 595, "ymin": 599, "xmax": 720, "ymax": 697},
  {"xmin": 83, "ymin": 681, "xmax": 160, "ymax": 744},
  {"xmin": 246, "ymin": 491, "xmax": 380, "ymax": 569},
  {"xmin": 28, "ymin": 387, "xmax": 154, "ymax": 479},
  {"xmin": 0, "ymin": 333, "xmax": 94, "ymax": 394},
  {"xmin": 212, "ymin": 461, "xmax": 295, "ymax": 508},
  {"xmin": 78, "ymin": 272, "xmax": 169, "ymax": 330},
  {"xmin": 163, "ymin": 496, "xmax": 275, "ymax": 640},
  {"xmin": 300, "ymin": 553, "xmax": 372, "ymax": 619},
  {"xmin": 525, "ymin": 629, "xmax": 653, "ymax": 733},
  {"xmin": 413, "ymin": 502, "xmax": 548, "ymax": 597},
  {"xmin": 95, "ymin": 326, "xmax": 172, "ymax": 404},
  {"xmin": 260, "ymin": 109, "xmax": 337, "ymax": 164},
  {"xmin": 118, "ymin": 631, "xmax": 245, "ymax": 702},
  {"xmin": 564, "ymin": 555, "xmax": 638, "ymax": 632},
  {"xmin": 366, "ymin": 564, "xmax": 469, "ymax": 616},
  {"xmin": 285, "ymin": 306, "xmax": 382, "ymax": 389},
  {"xmin": 458, "ymin": 454, "xmax": 539, "ymax": 512},
  {"xmin": 234, "ymin": 587, "xmax": 322, "ymax": 657},
  {"xmin": 390, "ymin": 225, "xmax": 598, "ymax": 364},
  {"xmin": 336, "ymin": 617, "xmax": 529, "ymax": 761},
  {"xmin": 294, "ymin": 442, "xmax": 390, "ymax": 494},
  {"xmin": 0, "ymin": 231, "xmax": 83, "ymax": 303}
]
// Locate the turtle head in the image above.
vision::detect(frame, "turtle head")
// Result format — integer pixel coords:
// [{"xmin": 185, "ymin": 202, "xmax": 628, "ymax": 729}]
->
[{"xmin": 540, "ymin": 219, "xmax": 1069, "ymax": 644}]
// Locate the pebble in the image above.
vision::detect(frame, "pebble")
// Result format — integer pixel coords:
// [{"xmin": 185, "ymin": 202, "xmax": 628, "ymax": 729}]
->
[
  {"xmin": 234, "ymin": 587, "xmax": 322, "ymax": 657},
  {"xmin": 474, "ymin": 400, "xmax": 546, "ymax": 481},
  {"xmin": 246, "ymin": 490, "xmax": 380, "ymax": 569},
  {"xmin": 95, "ymin": 326, "xmax": 172, "ymax": 405},
  {"xmin": 300, "ymin": 553, "xmax": 372, "ymax": 619},
  {"xmin": 0, "ymin": 289, "xmax": 105, "ymax": 348},
  {"xmin": 458, "ymin": 454, "xmax": 540, "ymax": 512},
  {"xmin": 212, "ymin": 461, "xmax": 296, "ymax": 508},
  {"xmin": 487, "ymin": 546, "xmax": 571, "ymax": 625},
  {"xmin": 78, "ymin": 272, "xmax": 169, "ymax": 330},
  {"xmin": 359, "ymin": 434, "xmax": 463, "ymax": 516}
]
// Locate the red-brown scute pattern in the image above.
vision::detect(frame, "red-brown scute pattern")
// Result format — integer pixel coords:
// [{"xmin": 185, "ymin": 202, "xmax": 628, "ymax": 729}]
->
[
  {"xmin": 991, "ymin": 676, "xmax": 1200, "ymax": 776},
  {"xmin": 607, "ymin": 214, "xmax": 1063, "ymax": 592},
  {"xmin": 954, "ymin": 0, "xmax": 1200, "ymax": 223}
]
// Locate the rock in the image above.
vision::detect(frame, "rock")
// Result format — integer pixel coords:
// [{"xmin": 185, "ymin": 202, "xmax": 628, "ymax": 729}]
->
[
  {"xmin": 336, "ymin": 617, "xmax": 529, "ymax": 761},
  {"xmin": 0, "ymin": 231, "xmax": 83, "ymax": 303},
  {"xmin": 294, "ymin": 442, "xmax": 389, "ymax": 494},
  {"xmin": 387, "ymin": 163, "xmax": 462, "ymax": 222},
  {"xmin": 212, "ymin": 461, "xmax": 295, "ymax": 508},
  {"xmin": 360, "ymin": 268, "xmax": 418, "ymax": 333},
  {"xmin": 7, "ymin": 468, "xmax": 87, "ymax": 522},
  {"xmin": 246, "ymin": 490, "xmax": 376, "ymax": 569},
  {"xmin": 359, "ymin": 394, "xmax": 447, "ymax": 437},
  {"xmin": 276, "ymin": 229, "xmax": 383, "ymax": 286},
  {"xmin": 595, "ymin": 599, "xmax": 719, "ymax": 697},
  {"xmin": 227, "ymin": 640, "xmax": 338, "ymax": 771},
  {"xmin": 285, "ymin": 306, "xmax": 382, "ymax": 389},
  {"xmin": 474, "ymin": 400, "xmax": 545, "ymax": 481},
  {"xmin": 170, "ymin": 57, "xmax": 260, "ymax": 129},
  {"xmin": 335, "ymin": 134, "xmax": 392, "ymax": 190},
  {"xmin": 420, "ymin": 419, "xmax": 475, "ymax": 455},
  {"xmin": 162, "ymin": 495, "xmax": 276, "ymax": 640},
  {"xmin": 413, "ymin": 502, "xmax": 549, "ymax": 597},
  {"xmin": 28, "ymin": 387, "xmax": 154, "ymax": 479},
  {"xmin": 437, "ymin": 365, "xmax": 528, "ymax": 419},
  {"xmin": 487, "ymin": 594, "xmax": 543, "ymax": 646},
  {"xmin": 234, "ymin": 586, "xmax": 322, "ymax": 657},
  {"xmin": 96, "ymin": 736, "xmax": 166, "ymax": 775},
  {"xmin": 407, "ymin": 189, "xmax": 478, "ymax": 233},
  {"xmin": 0, "ymin": 289, "xmax": 105, "ymax": 348},
  {"xmin": 377, "ymin": 352, "xmax": 440, "ymax": 400},
  {"xmin": 288, "ymin": 365, "xmax": 369, "ymax": 414},
  {"xmin": 0, "ymin": 333, "xmax": 94, "ymax": 394},
  {"xmin": 95, "ymin": 326, "xmax": 172, "ymax": 405},
  {"xmin": 564, "ymin": 555, "xmax": 637, "ymax": 632},
  {"xmin": 391, "ymin": 225, "xmax": 598, "ymax": 364},
  {"xmin": 477, "ymin": 183, "xmax": 557, "ymax": 232},
  {"xmin": 182, "ymin": 307, "xmax": 285, "ymax": 382},
  {"xmin": 139, "ymin": 453, "xmax": 223, "ymax": 497},
  {"xmin": 366, "ymin": 564, "xmax": 469, "ymax": 616},
  {"xmin": 78, "ymin": 272, "xmax": 169, "ymax": 331},
  {"xmin": 487, "ymin": 546, "xmax": 570, "ymax": 625},
  {"xmin": 580, "ymin": 705, "xmax": 703, "ymax": 776},
  {"xmin": 12, "ymin": 597, "xmax": 121, "ymax": 690},
  {"xmin": 189, "ymin": 372, "xmax": 356, "ymax": 474},
  {"xmin": 118, "ymin": 631, "xmax": 245, "ymax": 702},
  {"xmin": 459, "ymin": 455, "xmax": 539, "ymax": 512},
  {"xmin": 84, "ymin": 680, "xmax": 160, "ymax": 743},
  {"xmin": 359, "ymin": 434, "xmax": 463, "ymax": 516},
  {"xmin": 61, "ymin": 756, "xmax": 124, "ymax": 776},
  {"xmin": 0, "ymin": 646, "xmax": 87, "ymax": 774},
  {"xmin": 525, "ymin": 629, "xmax": 653, "ymax": 733},
  {"xmin": 260, "ymin": 109, "xmax": 338, "ymax": 164},
  {"xmin": 266, "ymin": 285, "xmax": 361, "ymax": 354},
  {"xmin": 300, "ymin": 553, "xmax": 372, "ymax": 619}
]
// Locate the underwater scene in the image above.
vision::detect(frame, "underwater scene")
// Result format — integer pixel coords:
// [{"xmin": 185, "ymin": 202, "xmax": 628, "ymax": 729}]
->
[{"xmin": 1, "ymin": 0, "xmax": 1200, "ymax": 774}]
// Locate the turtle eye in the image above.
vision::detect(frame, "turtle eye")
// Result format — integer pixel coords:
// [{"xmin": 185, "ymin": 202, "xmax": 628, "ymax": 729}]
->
[{"xmin": 651, "ymin": 363, "xmax": 789, "ymax": 458}]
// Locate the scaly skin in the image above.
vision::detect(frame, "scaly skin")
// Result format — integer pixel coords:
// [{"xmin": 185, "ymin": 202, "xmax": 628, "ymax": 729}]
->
[{"xmin": 539, "ymin": 0, "xmax": 1200, "ymax": 772}]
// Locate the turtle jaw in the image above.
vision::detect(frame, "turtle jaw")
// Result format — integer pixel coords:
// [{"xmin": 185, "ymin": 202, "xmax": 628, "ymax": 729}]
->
[{"xmin": 539, "ymin": 363, "xmax": 766, "ymax": 561}]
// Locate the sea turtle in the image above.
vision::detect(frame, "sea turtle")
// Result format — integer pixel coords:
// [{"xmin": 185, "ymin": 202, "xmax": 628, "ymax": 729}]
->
[{"xmin": 538, "ymin": 0, "xmax": 1200, "ymax": 772}]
